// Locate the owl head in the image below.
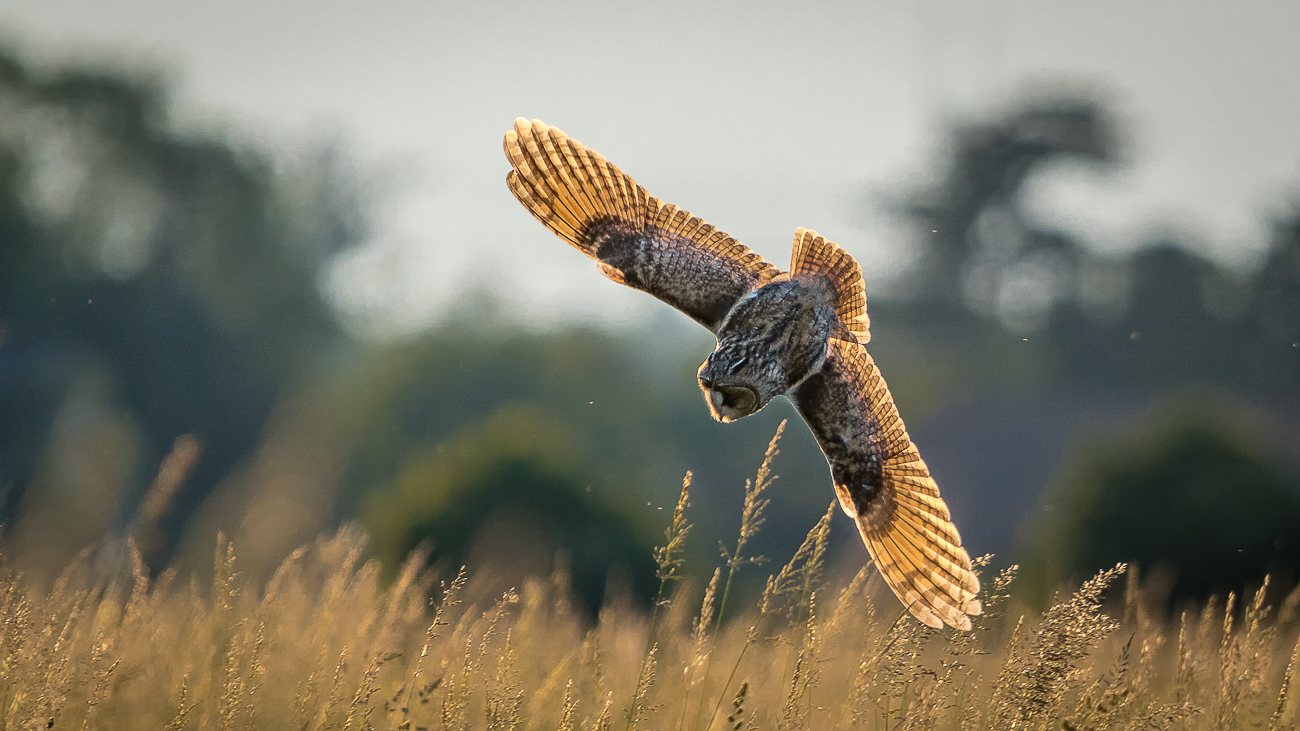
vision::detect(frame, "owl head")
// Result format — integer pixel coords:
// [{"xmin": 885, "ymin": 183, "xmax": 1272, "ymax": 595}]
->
[
  {"xmin": 696, "ymin": 346, "xmax": 780, "ymax": 422},
  {"xmin": 702, "ymin": 345, "xmax": 759, "ymax": 421},
  {"xmin": 697, "ymin": 279, "xmax": 838, "ymax": 422}
]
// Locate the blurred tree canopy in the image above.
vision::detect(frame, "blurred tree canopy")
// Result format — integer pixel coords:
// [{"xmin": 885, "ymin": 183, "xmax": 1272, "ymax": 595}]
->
[
  {"xmin": 1018, "ymin": 391, "xmax": 1300, "ymax": 606},
  {"xmin": 897, "ymin": 99, "xmax": 1115, "ymax": 325},
  {"xmin": 342, "ymin": 321, "xmax": 830, "ymax": 609},
  {"xmin": 0, "ymin": 41, "xmax": 827, "ymax": 597},
  {"xmin": 888, "ymin": 96, "xmax": 1300, "ymax": 395},
  {"xmin": 0, "ymin": 48, "xmax": 362, "ymax": 567},
  {"xmin": 884, "ymin": 97, "xmax": 1300, "ymax": 603},
  {"xmin": 362, "ymin": 404, "xmax": 658, "ymax": 616}
]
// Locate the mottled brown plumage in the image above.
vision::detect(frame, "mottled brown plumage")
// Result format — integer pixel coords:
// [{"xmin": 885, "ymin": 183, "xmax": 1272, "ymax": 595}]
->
[{"xmin": 503, "ymin": 118, "xmax": 981, "ymax": 629}]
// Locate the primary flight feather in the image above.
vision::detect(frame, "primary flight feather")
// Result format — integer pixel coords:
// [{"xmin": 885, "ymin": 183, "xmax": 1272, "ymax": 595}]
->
[{"xmin": 503, "ymin": 118, "xmax": 981, "ymax": 630}]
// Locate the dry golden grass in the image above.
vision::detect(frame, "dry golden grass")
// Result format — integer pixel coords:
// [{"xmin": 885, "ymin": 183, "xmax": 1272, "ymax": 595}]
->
[{"xmin": 2, "ymin": 429, "xmax": 1299, "ymax": 730}]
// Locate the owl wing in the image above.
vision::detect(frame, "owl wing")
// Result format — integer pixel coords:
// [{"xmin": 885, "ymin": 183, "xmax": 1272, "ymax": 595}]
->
[
  {"xmin": 790, "ymin": 337, "xmax": 981, "ymax": 630},
  {"xmin": 788, "ymin": 227, "xmax": 870, "ymax": 343},
  {"xmin": 504, "ymin": 118, "xmax": 781, "ymax": 333}
]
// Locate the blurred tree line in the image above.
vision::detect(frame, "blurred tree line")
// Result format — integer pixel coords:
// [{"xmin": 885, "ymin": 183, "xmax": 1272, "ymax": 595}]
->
[
  {"xmin": 1, "ymin": 47, "xmax": 1297, "ymax": 610},
  {"xmin": 889, "ymin": 98, "xmax": 1299, "ymax": 394},
  {"xmin": 0, "ymin": 48, "xmax": 362, "ymax": 571},
  {"xmin": 881, "ymin": 98, "xmax": 1300, "ymax": 605},
  {"xmin": 0, "ymin": 47, "xmax": 826, "ymax": 609}
]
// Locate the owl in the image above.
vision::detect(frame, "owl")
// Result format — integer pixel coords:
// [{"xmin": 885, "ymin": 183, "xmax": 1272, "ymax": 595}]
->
[{"xmin": 503, "ymin": 119, "xmax": 981, "ymax": 630}]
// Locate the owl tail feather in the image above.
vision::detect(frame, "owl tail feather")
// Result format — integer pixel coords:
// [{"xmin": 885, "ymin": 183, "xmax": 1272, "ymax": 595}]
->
[
  {"xmin": 850, "ymin": 495, "xmax": 983, "ymax": 630},
  {"xmin": 789, "ymin": 228, "xmax": 871, "ymax": 343}
]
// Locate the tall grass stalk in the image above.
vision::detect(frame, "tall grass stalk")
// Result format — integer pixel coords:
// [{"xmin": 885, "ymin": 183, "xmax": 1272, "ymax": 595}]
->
[
  {"xmin": 626, "ymin": 472, "xmax": 691, "ymax": 730},
  {"xmin": 690, "ymin": 420, "xmax": 783, "ymax": 730},
  {"xmin": 1, "ymin": 437, "xmax": 1299, "ymax": 729},
  {"xmin": 704, "ymin": 500, "xmax": 835, "ymax": 731},
  {"xmin": 715, "ymin": 421, "xmax": 784, "ymax": 632}
]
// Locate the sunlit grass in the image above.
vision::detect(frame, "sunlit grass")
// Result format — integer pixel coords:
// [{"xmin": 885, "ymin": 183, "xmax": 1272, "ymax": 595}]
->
[{"xmin": 2, "ymin": 430, "xmax": 1299, "ymax": 730}]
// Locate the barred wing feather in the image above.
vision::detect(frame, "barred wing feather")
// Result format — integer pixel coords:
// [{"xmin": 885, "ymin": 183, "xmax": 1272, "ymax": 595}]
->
[
  {"xmin": 504, "ymin": 118, "xmax": 779, "ymax": 333},
  {"xmin": 790, "ymin": 338, "xmax": 981, "ymax": 629}
]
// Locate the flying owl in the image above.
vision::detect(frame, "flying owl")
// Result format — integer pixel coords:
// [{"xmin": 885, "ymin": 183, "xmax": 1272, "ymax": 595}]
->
[{"xmin": 503, "ymin": 118, "xmax": 981, "ymax": 630}]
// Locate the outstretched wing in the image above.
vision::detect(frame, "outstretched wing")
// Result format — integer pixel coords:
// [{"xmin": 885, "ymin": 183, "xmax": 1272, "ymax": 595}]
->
[
  {"xmin": 790, "ymin": 338, "xmax": 981, "ymax": 630},
  {"xmin": 504, "ymin": 118, "xmax": 780, "ymax": 332}
]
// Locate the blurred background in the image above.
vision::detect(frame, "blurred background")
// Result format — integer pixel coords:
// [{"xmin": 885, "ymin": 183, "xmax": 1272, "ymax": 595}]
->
[{"xmin": 0, "ymin": 0, "xmax": 1297, "ymax": 612}]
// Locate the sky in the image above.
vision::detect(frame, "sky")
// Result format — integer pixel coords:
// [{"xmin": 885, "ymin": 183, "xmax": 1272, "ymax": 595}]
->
[{"xmin": 2, "ymin": 0, "xmax": 1298, "ymax": 337}]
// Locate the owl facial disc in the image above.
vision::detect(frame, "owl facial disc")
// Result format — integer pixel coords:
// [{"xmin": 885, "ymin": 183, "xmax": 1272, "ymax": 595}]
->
[{"xmin": 698, "ymin": 355, "xmax": 764, "ymax": 422}]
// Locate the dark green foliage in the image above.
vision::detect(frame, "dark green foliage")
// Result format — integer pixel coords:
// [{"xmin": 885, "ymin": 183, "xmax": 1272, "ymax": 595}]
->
[
  {"xmin": 362, "ymin": 405, "xmax": 658, "ymax": 615},
  {"xmin": 341, "ymin": 324, "xmax": 835, "ymax": 614},
  {"xmin": 0, "ymin": 46, "xmax": 362, "ymax": 567},
  {"xmin": 890, "ymin": 96, "xmax": 1300, "ymax": 395},
  {"xmin": 1022, "ymin": 392, "xmax": 1300, "ymax": 604},
  {"xmin": 896, "ymin": 99, "xmax": 1114, "ymax": 319}
]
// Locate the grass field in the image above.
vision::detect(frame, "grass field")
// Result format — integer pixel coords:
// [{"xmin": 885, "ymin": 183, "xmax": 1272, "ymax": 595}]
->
[{"xmin": 2, "ymin": 429, "xmax": 1298, "ymax": 730}]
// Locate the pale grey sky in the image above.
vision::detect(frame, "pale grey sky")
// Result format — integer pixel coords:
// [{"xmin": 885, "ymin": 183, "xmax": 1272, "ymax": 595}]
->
[{"xmin": 2, "ymin": 0, "xmax": 1298, "ymax": 337}]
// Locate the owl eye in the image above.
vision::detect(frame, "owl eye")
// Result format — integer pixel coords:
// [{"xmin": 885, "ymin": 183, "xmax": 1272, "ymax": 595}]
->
[{"xmin": 728, "ymin": 357, "xmax": 747, "ymax": 374}]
